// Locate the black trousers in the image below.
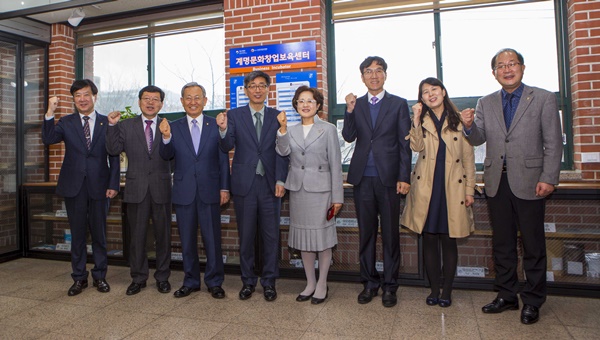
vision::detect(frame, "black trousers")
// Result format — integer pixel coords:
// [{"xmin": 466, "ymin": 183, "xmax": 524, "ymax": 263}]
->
[
  {"xmin": 488, "ymin": 173, "xmax": 547, "ymax": 307},
  {"xmin": 354, "ymin": 176, "xmax": 400, "ymax": 292}
]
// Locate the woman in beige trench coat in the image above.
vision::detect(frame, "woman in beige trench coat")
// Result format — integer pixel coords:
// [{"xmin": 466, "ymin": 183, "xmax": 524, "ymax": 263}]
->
[{"xmin": 401, "ymin": 77, "xmax": 476, "ymax": 307}]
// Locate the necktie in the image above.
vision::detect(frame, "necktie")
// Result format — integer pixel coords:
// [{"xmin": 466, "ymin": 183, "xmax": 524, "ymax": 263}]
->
[
  {"xmin": 145, "ymin": 120, "xmax": 153, "ymax": 153},
  {"xmin": 254, "ymin": 112, "xmax": 265, "ymax": 176},
  {"xmin": 503, "ymin": 93, "xmax": 514, "ymax": 130},
  {"xmin": 191, "ymin": 119, "xmax": 200, "ymax": 155},
  {"xmin": 371, "ymin": 97, "xmax": 378, "ymax": 105},
  {"xmin": 82, "ymin": 116, "xmax": 91, "ymax": 150}
]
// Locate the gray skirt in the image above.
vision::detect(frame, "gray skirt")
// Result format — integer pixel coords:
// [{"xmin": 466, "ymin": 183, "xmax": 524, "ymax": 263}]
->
[{"xmin": 287, "ymin": 185, "xmax": 337, "ymax": 252}]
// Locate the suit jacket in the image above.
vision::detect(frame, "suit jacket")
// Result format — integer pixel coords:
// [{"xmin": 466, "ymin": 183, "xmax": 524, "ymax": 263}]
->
[
  {"xmin": 219, "ymin": 105, "xmax": 289, "ymax": 196},
  {"xmin": 276, "ymin": 118, "xmax": 344, "ymax": 203},
  {"xmin": 401, "ymin": 113, "xmax": 475, "ymax": 238},
  {"xmin": 106, "ymin": 115, "xmax": 171, "ymax": 204},
  {"xmin": 42, "ymin": 112, "xmax": 120, "ymax": 199},
  {"xmin": 160, "ymin": 115, "xmax": 230, "ymax": 206},
  {"xmin": 342, "ymin": 91, "xmax": 412, "ymax": 187},
  {"xmin": 465, "ymin": 85, "xmax": 562, "ymax": 200}
]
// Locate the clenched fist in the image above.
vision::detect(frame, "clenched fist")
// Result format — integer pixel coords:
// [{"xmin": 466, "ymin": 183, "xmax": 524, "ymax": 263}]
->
[
  {"xmin": 277, "ymin": 110, "xmax": 287, "ymax": 134},
  {"xmin": 345, "ymin": 93, "xmax": 357, "ymax": 113},
  {"xmin": 460, "ymin": 108, "xmax": 475, "ymax": 129},
  {"xmin": 159, "ymin": 117, "xmax": 171, "ymax": 139},
  {"xmin": 216, "ymin": 111, "xmax": 227, "ymax": 131},
  {"xmin": 412, "ymin": 102, "xmax": 423, "ymax": 127},
  {"xmin": 46, "ymin": 96, "xmax": 59, "ymax": 118},
  {"xmin": 107, "ymin": 111, "xmax": 121, "ymax": 125}
]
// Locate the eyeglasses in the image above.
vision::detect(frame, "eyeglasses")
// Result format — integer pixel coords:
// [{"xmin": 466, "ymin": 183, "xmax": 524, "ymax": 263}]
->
[
  {"xmin": 296, "ymin": 99, "xmax": 317, "ymax": 105},
  {"xmin": 246, "ymin": 84, "xmax": 268, "ymax": 90},
  {"xmin": 184, "ymin": 96, "xmax": 204, "ymax": 102},
  {"xmin": 141, "ymin": 97, "xmax": 161, "ymax": 103},
  {"xmin": 494, "ymin": 62, "xmax": 521, "ymax": 71},
  {"xmin": 363, "ymin": 68, "xmax": 385, "ymax": 76}
]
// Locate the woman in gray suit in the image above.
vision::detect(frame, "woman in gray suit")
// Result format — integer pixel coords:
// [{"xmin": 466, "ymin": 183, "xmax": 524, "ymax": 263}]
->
[{"xmin": 276, "ymin": 86, "xmax": 343, "ymax": 304}]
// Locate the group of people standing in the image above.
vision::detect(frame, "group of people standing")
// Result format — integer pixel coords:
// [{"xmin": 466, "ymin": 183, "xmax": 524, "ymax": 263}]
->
[{"xmin": 43, "ymin": 47, "xmax": 562, "ymax": 325}]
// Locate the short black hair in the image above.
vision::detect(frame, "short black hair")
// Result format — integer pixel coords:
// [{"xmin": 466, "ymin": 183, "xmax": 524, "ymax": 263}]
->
[
  {"xmin": 491, "ymin": 48, "xmax": 524, "ymax": 70},
  {"xmin": 359, "ymin": 56, "xmax": 387, "ymax": 74},
  {"xmin": 139, "ymin": 85, "xmax": 165, "ymax": 102},
  {"xmin": 70, "ymin": 79, "xmax": 98, "ymax": 96},
  {"xmin": 244, "ymin": 70, "xmax": 271, "ymax": 87}
]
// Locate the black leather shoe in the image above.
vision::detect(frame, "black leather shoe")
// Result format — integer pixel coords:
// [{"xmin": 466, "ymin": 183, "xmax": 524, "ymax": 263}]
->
[
  {"xmin": 438, "ymin": 298, "xmax": 452, "ymax": 308},
  {"xmin": 173, "ymin": 285, "xmax": 200, "ymax": 298},
  {"xmin": 93, "ymin": 279, "xmax": 110, "ymax": 293},
  {"xmin": 426, "ymin": 296, "xmax": 439, "ymax": 306},
  {"xmin": 263, "ymin": 286, "xmax": 277, "ymax": 301},
  {"xmin": 382, "ymin": 290, "xmax": 397, "ymax": 308},
  {"xmin": 311, "ymin": 287, "xmax": 329, "ymax": 305},
  {"xmin": 357, "ymin": 288, "xmax": 378, "ymax": 304},
  {"xmin": 239, "ymin": 284, "xmax": 255, "ymax": 300},
  {"xmin": 296, "ymin": 291, "xmax": 314, "ymax": 302},
  {"xmin": 126, "ymin": 281, "xmax": 146, "ymax": 295},
  {"xmin": 521, "ymin": 304, "xmax": 540, "ymax": 325},
  {"xmin": 156, "ymin": 281, "xmax": 171, "ymax": 293},
  {"xmin": 68, "ymin": 280, "xmax": 88, "ymax": 296},
  {"xmin": 482, "ymin": 298, "xmax": 519, "ymax": 313},
  {"xmin": 208, "ymin": 286, "xmax": 226, "ymax": 299}
]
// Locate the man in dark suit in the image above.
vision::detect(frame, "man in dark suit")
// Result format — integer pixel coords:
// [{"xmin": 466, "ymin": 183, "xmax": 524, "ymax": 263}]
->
[
  {"xmin": 342, "ymin": 56, "xmax": 411, "ymax": 308},
  {"xmin": 42, "ymin": 79, "xmax": 120, "ymax": 296},
  {"xmin": 159, "ymin": 82, "xmax": 230, "ymax": 299},
  {"xmin": 462, "ymin": 48, "xmax": 562, "ymax": 324},
  {"xmin": 106, "ymin": 85, "xmax": 173, "ymax": 296},
  {"xmin": 216, "ymin": 70, "xmax": 289, "ymax": 301}
]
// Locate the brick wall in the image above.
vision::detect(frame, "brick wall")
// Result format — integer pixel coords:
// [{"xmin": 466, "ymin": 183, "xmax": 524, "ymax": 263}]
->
[
  {"xmin": 568, "ymin": 0, "xmax": 600, "ymax": 180},
  {"xmin": 47, "ymin": 23, "xmax": 76, "ymax": 181}
]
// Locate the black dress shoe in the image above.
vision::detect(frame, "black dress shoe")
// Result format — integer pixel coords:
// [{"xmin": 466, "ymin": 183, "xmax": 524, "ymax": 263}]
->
[
  {"xmin": 208, "ymin": 286, "xmax": 226, "ymax": 299},
  {"xmin": 357, "ymin": 288, "xmax": 378, "ymax": 304},
  {"xmin": 482, "ymin": 298, "xmax": 519, "ymax": 313},
  {"xmin": 68, "ymin": 280, "xmax": 88, "ymax": 296},
  {"xmin": 382, "ymin": 290, "xmax": 397, "ymax": 308},
  {"xmin": 263, "ymin": 286, "xmax": 277, "ymax": 301},
  {"xmin": 156, "ymin": 281, "xmax": 171, "ymax": 293},
  {"xmin": 93, "ymin": 279, "xmax": 110, "ymax": 293},
  {"xmin": 126, "ymin": 281, "xmax": 146, "ymax": 296},
  {"xmin": 173, "ymin": 285, "xmax": 200, "ymax": 298},
  {"xmin": 438, "ymin": 298, "xmax": 452, "ymax": 308},
  {"xmin": 239, "ymin": 284, "xmax": 255, "ymax": 300},
  {"xmin": 296, "ymin": 291, "xmax": 314, "ymax": 302},
  {"xmin": 521, "ymin": 304, "xmax": 540, "ymax": 325},
  {"xmin": 311, "ymin": 287, "xmax": 329, "ymax": 305},
  {"xmin": 426, "ymin": 295, "xmax": 439, "ymax": 306}
]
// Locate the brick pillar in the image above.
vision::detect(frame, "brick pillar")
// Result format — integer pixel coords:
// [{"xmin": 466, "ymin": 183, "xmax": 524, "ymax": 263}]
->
[
  {"xmin": 567, "ymin": 0, "xmax": 600, "ymax": 181},
  {"xmin": 48, "ymin": 23, "xmax": 76, "ymax": 181},
  {"xmin": 224, "ymin": 0, "xmax": 329, "ymax": 115}
]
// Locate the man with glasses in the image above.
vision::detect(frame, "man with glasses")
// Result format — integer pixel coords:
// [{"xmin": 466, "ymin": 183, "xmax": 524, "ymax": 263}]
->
[
  {"xmin": 159, "ymin": 82, "xmax": 231, "ymax": 299},
  {"xmin": 106, "ymin": 85, "xmax": 173, "ymax": 296},
  {"xmin": 461, "ymin": 48, "xmax": 562, "ymax": 324},
  {"xmin": 342, "ymin": 56, "xmax": 411, "ymax": 308},
  {"xmin": 216, "ymin": 70, "xmax": 289, "ymax": 301}
]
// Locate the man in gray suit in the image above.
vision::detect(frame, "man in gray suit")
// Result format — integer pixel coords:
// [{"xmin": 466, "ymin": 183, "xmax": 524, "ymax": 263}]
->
[
  {"xmin": 106, "ymin": 85, "xmax": 172, "ymax": 295},
  {"xmin": 462, "ymin": 48, "xmax": 562, "ymax": 325}
]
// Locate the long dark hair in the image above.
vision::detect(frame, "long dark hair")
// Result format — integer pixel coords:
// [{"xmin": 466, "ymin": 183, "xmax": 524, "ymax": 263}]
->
[{"xmin": 417, "ymin": 77, "xmax": 461, "ymax": 132}]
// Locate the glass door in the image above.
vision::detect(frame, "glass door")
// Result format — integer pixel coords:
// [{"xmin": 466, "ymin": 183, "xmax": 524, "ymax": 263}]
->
[{"xmin": 0, "ymin": 39, "xmax": 19, "ymax": 256}]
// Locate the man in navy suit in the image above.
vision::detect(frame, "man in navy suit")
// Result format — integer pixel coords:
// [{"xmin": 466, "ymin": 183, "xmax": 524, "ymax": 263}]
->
[
  {"xmin": 216, "ymin": 71, "xmax": 289, "ymax": 301},
  {"xmin": 43, "ymin": 79, "xmax": 120, "ymax": 296},
  {"xmin": 159, "ymin": 82, "xmax": 230, "ymax": 299},
  {"xmin": 342, "ymin": 56, "xmax": 411, "ymax": 308},
  {"xmin": 106, "ymin": 85, "xmax": 173, "ymax": 296}
]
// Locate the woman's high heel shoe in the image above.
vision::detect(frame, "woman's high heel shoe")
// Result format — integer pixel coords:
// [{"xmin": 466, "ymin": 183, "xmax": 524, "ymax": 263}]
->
[
  {"xmin": 296, "ymin": 291, "xmax": 314, "ymax": 302},
  {"xmin": 438, "ymin": 298, "xmax": 452, "ymax": 307},
  {"xmin": 426, "ymin": 295, "xmax": 439, "ymax": 306},
  {"xmin": 311, "ymin": 286, "xmax": 329, "ymax": 305}
]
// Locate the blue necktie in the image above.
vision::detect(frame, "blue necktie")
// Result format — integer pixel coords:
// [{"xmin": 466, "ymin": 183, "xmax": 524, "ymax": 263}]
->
[
  {"xmin": 503, "ymin": 93, "xmax": 514, "ymax": 130},
  {"xmin": 191, "ymin": 119, "xmax": 200, "ymax": 154}
]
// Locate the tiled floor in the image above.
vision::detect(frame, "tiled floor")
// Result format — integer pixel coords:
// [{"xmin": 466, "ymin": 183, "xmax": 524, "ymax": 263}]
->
[{"xmin": 0, "ymin": 258, "xmax": 598, "ymax": 340}]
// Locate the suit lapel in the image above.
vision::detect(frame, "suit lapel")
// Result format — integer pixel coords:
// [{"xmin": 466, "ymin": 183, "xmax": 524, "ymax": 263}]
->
[
  {"xmin": 241, "ymin": 106, "xmax": 259, "ymax": 145},
  {"xmin": 372, "ymin": 93, "xmax": 390, "ymax": 134},
  {"xmin": 134, "ymin": 116, "xmax": 150, "ymax": 153},
  {"xmin": 90, "ymin": 112, "xmax": 105, "ymax": 151},
  {"xmin": 357, "ymin": 95, "xmax": 373, "ymax": 133},
  {"xmin": 304, "ymin": 120, "xmax": 324, "ymax": 149},
  {"xmin": 289, "ymin": 124, "xmax": 305, "ymax": 150},
  {"xmin": 197, "ymin": 116, "xmax": 212, "ymax": 156},
  {"xmin": 262, "ymin": 107, "xmax": 277, "ymax": 144},
  {"xmin": 176, "ymin": 118, "xmax": 196, "ymax": 156},
  {"xmin": 491, "ymin": 91, "xmax": 508, "ymax": 135},
  {"xmin": 507, "ymin": 86, "xmax": 533, "ymax": 135},
  {"xmin": 72, "ymin": 114, "xmax": 88, "ymax": 150}
]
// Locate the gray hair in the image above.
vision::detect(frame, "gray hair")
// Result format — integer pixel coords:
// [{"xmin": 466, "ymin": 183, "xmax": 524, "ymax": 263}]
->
[{"xmin": 180, "ymin": 82, "xmax": 206, "ymax": 98}]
